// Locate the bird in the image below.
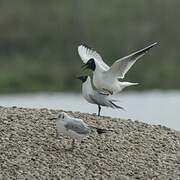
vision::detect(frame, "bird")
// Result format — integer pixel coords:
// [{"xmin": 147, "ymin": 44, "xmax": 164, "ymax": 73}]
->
[
  {"xmin": 54, "ymin": 112, "xmax": 109, "ymax": 150},
  {"xmin": 78, "ymin": 42, "xmax": 157, "ymax": 94},
  {"xmin": 76, "ymin": 75, "xmax": 124, "ymax": 116}
]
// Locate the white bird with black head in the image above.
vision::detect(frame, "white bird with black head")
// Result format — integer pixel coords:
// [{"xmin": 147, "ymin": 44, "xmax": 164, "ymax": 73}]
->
[
  {"xmin": 77, "ymin": 75, "xmax": 124, "ymax": 116},
  {"xmin": 78, "ymin": 42, "xmax": 157, "ymax": 94},
  {"xmin": 55, "ymin": 112, "xmax": 108, "ymax": 150}
]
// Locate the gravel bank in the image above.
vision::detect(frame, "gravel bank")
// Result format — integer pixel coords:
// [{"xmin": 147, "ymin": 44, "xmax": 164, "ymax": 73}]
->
[{"xmin": 0, "ymin": 107, "xmax": 180, "ymax": 180}]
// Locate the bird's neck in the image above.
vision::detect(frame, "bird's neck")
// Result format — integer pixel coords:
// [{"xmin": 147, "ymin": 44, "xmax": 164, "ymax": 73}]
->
[{"xmin": 82, "ymin": 78, "xmax": 93, "ymax": 94}]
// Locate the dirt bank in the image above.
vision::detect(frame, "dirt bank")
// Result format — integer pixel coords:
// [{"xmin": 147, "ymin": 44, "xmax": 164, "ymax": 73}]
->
[{"xmin": 0, "ymin": 107, "xmax": 179, "ymax": 179}]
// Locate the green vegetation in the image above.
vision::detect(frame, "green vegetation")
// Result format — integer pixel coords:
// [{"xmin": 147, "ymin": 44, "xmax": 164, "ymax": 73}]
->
[{"xmin": 0, "ymin": 0, "xmax": 180, "ymax": 93}]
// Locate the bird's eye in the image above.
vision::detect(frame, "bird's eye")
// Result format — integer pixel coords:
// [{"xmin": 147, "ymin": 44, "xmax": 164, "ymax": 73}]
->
[{"xmin": 62, "ymin": 115, "xmax": 65, "ymax": 119}]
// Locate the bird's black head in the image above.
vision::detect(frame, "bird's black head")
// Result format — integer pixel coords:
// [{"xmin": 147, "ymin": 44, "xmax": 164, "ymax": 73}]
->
[
  {"xmin": 76, "ymin": 76, "xmax": 88, "ymax": 83},
  {"xmin": 82, "ymin": 58, "xmax": 96, "ymax": 71}
]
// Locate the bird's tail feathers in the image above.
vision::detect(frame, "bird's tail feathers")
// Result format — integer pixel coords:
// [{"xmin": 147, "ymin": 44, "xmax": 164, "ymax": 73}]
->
[
  {"xmin": 119, "ymin": 81, "xmax": 139, "ymax": 86},
  {"xmin": 118, "ymin": 81, "xmax": 139, "ymax": 91},
  {"xmin": 110, "ymin": 99, "xmax": 120, "ymax": 102},
  {"xmin": 131, "ymin": 82, "xmax": 139, "ymax": 86},
  {"xmin": 109, "ymin": 101, "xmax": 125, "ymax": 111}
]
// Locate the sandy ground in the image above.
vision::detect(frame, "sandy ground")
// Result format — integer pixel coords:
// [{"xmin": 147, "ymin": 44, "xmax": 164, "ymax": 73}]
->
[{"xmin": 0, "ymin": 106, "xmax": 180, "ymax": 180}]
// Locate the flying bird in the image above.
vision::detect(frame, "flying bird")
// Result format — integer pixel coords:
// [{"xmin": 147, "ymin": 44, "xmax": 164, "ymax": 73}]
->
[
  {"xmin": 77, "ymin": 75, "xmax": 124, "ymax": 116},
  {"xmin": 78, "ymin": 42, "xmax": 157, "ymax": 94},
  {"xmin": 55, "ymin": 112, "xmax": 108, "ymax": 150}
]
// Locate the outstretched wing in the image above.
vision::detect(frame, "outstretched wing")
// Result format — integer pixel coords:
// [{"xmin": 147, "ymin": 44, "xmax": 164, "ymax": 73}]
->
[
  {"xmin": 107, "ymin": 42, "xmax": 157, "ymax": 79},
  {"xmin": 78, "ymin": 44, "xmax": 110, "ymax": 70}
]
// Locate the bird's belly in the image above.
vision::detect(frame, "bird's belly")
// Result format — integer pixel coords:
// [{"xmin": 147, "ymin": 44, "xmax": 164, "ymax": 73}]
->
[{"xmin": 83, "ymin": 94, "xmax": 94, "ymax": 104}]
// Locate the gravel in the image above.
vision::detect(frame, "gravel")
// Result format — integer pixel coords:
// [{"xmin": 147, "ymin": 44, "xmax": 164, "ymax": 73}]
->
[{"xmin": 0, "ymin": 106, "xmax": 180, "ymax": 180}]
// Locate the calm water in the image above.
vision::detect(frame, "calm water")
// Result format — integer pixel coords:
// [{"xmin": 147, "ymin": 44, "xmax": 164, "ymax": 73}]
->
[{"xmin": 0, "ymin": 91, "xmax": 179, "ymax": 130}]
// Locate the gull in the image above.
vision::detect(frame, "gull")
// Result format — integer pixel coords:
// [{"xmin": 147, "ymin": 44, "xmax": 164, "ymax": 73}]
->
[
  {"xmin": 78, "ymin": 42, "xmax": 157, "ymax": 94},
  {"xmin": 54, "ymin": 112, "xmax": 108, "ymax": 150},
  {"xmin": 76, "ymin": 75, "xmax": 124, "ymax": 116}
]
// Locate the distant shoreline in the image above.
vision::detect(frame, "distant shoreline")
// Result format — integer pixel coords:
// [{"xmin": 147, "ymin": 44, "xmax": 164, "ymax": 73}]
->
[
  {"xmin": 0, "ymin": 92, "xmax": 179, "ymax": 130},
  {"xmin": 0, "ymin": 107, "xmax": 179, "ymax": 179}
]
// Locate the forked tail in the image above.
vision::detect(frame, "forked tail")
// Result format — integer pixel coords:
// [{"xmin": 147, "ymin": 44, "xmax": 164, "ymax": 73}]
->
[{"xmin": 119, "ymin": 81, "xmax": 139, "ymax": 91}]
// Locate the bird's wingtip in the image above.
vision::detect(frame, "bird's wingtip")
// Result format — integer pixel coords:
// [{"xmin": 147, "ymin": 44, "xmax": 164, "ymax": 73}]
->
[
  {"xmin": 78, "ymin": 43, "xmax": 89, "ymax": 48},
  {"xmin": 78, "ymin": 44, "xmax": 83, "ymax": 49},
  {"xmin": 78, "ymin": 43, "xmax": 93, "ymax": 50},
  {"xmin": 152, "ymin": 42, "xmax": 158, "ymax": 46},
  {"xmin": 148, "ymin": 42, "xmax": 158, "ymax": 48}
]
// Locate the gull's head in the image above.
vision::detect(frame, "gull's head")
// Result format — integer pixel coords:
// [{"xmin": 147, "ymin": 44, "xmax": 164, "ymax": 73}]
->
[
  {"xmin": 82, "ymin": 58, "xmax": 96, "ymax": 71},
  {"xmin": 76, "ymin": 75, "xmax": 88, "ymax": 83},
  {"xmin": 57, "ymin": 112, "xmax": 68, "ymax": 121}
]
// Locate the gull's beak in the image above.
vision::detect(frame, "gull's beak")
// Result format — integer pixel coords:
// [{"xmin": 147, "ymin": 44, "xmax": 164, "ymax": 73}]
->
[{"xmin": 81, "ymin": 63, "xmax": 88, "ymax": 70}]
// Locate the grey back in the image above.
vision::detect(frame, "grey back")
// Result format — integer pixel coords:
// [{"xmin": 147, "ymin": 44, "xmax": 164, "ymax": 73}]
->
[{"xmin": 65, "ymin": 120, "xmax": 91, "ymax": 135}]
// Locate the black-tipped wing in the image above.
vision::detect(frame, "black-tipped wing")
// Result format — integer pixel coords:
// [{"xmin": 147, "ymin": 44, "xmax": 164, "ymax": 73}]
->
[
  {"xmin": 107, "ymin": 42, "xmax": 157, "ymax": 79},
  {"xmin": 78, "ymin": 44, "xmax": 110, "ymax": 70}
]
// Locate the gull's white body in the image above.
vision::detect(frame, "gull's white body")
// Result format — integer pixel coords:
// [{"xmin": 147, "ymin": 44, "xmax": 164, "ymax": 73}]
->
[
  {"xmin": 56, "ymin": 112, "xmax": 90, "ymax": 141},
  {"xmin": 78, "ymin": 43, "xmax": 157, "ymax": 94}
]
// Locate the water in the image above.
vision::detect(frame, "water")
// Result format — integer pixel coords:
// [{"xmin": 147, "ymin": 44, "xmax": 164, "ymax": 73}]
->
[{"xmin": 0, "ymin": 91, "xmax": 179, "ymax": 130}]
